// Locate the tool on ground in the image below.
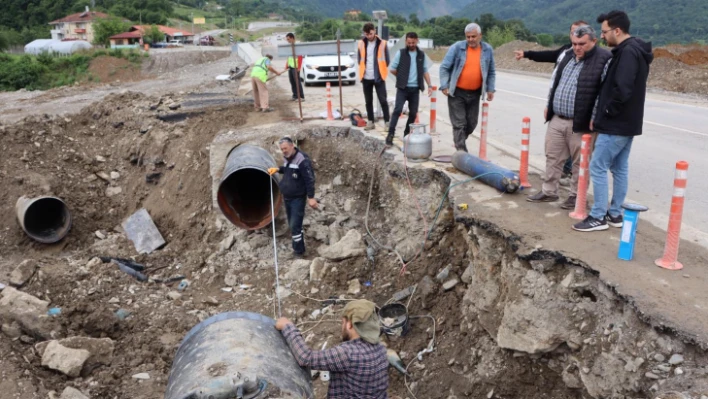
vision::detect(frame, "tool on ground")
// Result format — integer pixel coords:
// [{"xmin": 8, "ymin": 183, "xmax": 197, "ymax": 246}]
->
[
  {"xmin": 655, "ymin": 161, "xmax": 689, "ymax": 270},
  {"xmin": 618, "ymin": 203, "xmax": 649, "ymax": 261},
  {"xmin": 451, "ymin": 151, "xmax": 520, "ymax": 193},
  {"xmin": 519, "ymin": 117, "xmax": 532, "ymax": 188},
  {"xmin": 112, "ymin": 259, "xmax": 148, "ymax": 282},
  {"xmin": 269, "ymin": 175, "xmax": 282, "ymax": 317},
  {"xmin": 387, "ymin": 349, "xmax": 409, "ymax": 375},
  {"xmin": 349, "ymin": 109, "xmax": 367, "ymax": 127},
  {"xmin": 429, "ymin": 86, "xmax": 438, "ymax": 135},
  {"xmin": 570, "ymin": 134, "xmax": 593, "ymax": 220},
  {"xmin": 290, "ymin": 41, "xmax": 303, "ymax": 122},
  {"xmin": 479, "ymin": 102, "xmax": 489, "ymax": 160}
]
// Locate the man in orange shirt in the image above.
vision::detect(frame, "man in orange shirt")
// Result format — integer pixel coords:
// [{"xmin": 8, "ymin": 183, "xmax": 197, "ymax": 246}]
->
[{"xmin": 439, "ymin": 23, "xmax": 496, "ymax": 152}]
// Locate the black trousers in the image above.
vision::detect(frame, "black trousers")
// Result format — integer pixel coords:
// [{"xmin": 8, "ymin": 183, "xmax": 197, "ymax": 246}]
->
[
  {"xmin": 448, "ymin": 87, "xmax": 482, "ymax": 152},
  {"xmin": 284, "ymin": 197, "xmax": 306, "ymax": 254},
  {"xmin": 388, "ymin": 87, "xmax": 420, "ymax": 140},
  {"xmin": 288, "ymin": 68, "xmax": 304, "ymax": 100},
  {"xmin": 362, "ymin": 79, "xmax": 389, "ymax": 122}
]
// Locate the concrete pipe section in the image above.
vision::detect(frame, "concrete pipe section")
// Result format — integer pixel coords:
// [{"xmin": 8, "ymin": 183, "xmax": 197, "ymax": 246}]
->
[
  {"xmin": 16, "ymin": 196, "xmax": 72, "ymax": 243},
  {"xmin": 164, "ymin": 311, "xmax": 314, "ymax": 399},
  {"xmin": 217, "ymin": 145, "xmax": 282, "ymax": 230}
]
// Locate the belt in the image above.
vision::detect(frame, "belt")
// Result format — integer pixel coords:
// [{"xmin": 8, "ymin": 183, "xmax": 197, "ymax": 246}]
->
[{"xmin": 556, "ymin": 115, "xmax": 573, "ymax": 120}]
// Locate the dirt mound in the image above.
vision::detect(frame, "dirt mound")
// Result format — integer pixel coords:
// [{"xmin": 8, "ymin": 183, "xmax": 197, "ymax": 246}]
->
[
  {"xmin": 495, "ymin": 40, "xmax": 708, "ymax": 96},
  {"xmin": 494, "ymin": 40, "xmax": 555, "ymax": 74},
  {"xmin": 141, "ymin": 49, "xmax": 231, "ymax": 75},
  {"xmin": 88, "ymin": 56, "xmax": 142, "ymax": 83}
]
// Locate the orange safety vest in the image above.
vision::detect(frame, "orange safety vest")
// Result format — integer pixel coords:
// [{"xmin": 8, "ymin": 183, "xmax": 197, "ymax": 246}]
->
[{"xmin": 358, "ymin": 37, "xmax": 388, "ymax": 81}]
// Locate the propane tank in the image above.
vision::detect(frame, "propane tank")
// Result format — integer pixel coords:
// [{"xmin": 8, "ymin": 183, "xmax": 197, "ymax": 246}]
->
[{"xmin": 403, "ymin": 123, "xmax": 432, "ymax": 162}]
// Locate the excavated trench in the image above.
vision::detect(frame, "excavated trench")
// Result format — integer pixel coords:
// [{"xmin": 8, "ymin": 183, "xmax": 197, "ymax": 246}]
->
[{"xmin": 242, "ymin": 126, "xmax": 708, "ymax": 399}]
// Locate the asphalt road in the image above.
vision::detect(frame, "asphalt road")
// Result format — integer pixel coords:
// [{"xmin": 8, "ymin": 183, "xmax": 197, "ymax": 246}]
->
[
  {"xmin": 271, "ymin": 47, "xmax": 708, "ymax": 248},
  {"xmin": 425, "ymin": 66, "xmax": 708, "ymax": 247}
]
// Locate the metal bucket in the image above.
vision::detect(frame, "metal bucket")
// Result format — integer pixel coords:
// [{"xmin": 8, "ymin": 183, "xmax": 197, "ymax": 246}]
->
[
  {"xmin": 165, "ymin": 311, "xmax": 314, "ymax": 399},
  {"xmin": 16, "ymin": 196, "xmax": 72, "ymax": 243},
  {"xmin": 378, "ymin": 303, "xmax": 410, "ymax": 337},
  {"xmin": 217, "ymin": 145, "xmax": 283, "ymax": 230}
]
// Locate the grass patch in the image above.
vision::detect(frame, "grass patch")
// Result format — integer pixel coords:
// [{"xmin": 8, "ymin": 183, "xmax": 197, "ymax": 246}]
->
[{"xmin": 0, "ymin": 49, "xmax": 145, "ymax": 91}]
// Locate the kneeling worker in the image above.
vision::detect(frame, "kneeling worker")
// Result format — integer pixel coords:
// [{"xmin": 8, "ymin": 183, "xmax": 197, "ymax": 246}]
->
[
  {"xmin": 268, "ymin": 137, "xmax": 318, "ymax": 256},
  {"xmin": 275, "ymin": 299, "xmax": 389, "ymax": 398}
]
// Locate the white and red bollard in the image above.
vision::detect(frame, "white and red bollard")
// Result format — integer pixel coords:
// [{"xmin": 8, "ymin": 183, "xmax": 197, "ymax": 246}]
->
[
  {"xmin": 430, "ymin": 86, "xmax": 437, "ymax": 135},
  {"xmin": 569, "ymin": 134, "xmax": 593, "ymax": 220},
  {"xmin": 519, "ymin": 117, "xmax": 531, "ymax": 188},
  {"xmin": 655, "ymin": 161, "xmax": 689, "ymax": 270},
  {"xmin": 326, "ymin": 82, "xmax": 334, "ymax": 121},
  {"xmin": 479, "ymin": 102, "xmax": 489, "ymax": 161}
]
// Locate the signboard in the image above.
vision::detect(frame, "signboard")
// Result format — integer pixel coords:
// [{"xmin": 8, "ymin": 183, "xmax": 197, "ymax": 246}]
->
[{"xmin": 193, "ymin": 17, "xmax": 206, "ymax": 24}]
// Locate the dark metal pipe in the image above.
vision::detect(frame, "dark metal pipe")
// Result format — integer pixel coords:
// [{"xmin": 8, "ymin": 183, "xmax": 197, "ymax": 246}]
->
[
  {"xmin": 217, "ymin": 145, "xmax": 282, "ymax": 230},
  {"xmin": 165, "ymin": 311, "xmax": 314, "ymax": 399},
  {"xmin": 452, "ymin": 151, "xmax": 520, "ymax": 193},
  {"xmin": 16, "ymin": 196, "xmax": 72, "ymax": 243}
]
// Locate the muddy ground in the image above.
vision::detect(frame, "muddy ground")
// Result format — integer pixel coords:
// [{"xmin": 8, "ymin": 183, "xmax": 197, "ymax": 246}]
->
[{"xmin": 2, "ymin": 47, "xmax": 708, "ymax": 399}]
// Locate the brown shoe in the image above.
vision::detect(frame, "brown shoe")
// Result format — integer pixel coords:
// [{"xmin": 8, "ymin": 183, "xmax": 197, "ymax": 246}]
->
[
  {"xmin": 526, "ymin": 191, "xmax": 559, "ymax": 202},
  {"xmin": 560, "ymin": 195, "xmax": 577, "ymax": 210}
]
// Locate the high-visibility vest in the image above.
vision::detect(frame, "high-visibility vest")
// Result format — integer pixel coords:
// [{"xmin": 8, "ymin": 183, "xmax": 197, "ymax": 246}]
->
[
  {"xmin": 287, "ymin": 55, "xmax": 302, "ymax": 69},
  {"xmin": 358, "ymin": 38, "xmax": 388, "ymax": 81},
  {"xmin": 251, "ymin": 57, "xmax": 269, "ymax": 83}
]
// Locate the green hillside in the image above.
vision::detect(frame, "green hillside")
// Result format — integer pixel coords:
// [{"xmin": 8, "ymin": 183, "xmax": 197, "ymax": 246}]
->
[
  {"xmin": 459, "ymin": 0, "xmax": 708, "ymax": 45},
  {"xmin": 271, "ymin": 0, "xmax": 470, "ymax": 20}
]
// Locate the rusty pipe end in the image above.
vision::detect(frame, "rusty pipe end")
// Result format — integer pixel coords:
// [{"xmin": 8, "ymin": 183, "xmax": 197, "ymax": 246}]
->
[{"xmin": 16, "ymin": 196, "xmax": 72, "ymax": 244}]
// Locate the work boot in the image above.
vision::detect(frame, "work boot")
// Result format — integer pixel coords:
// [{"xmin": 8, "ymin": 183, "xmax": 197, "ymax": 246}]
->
[
  {"xmin": 364, "ymin": 121, "xmax": 375, "ymax": 130},
  {"xmin": 560, "ymin": 195, "xmax": 576, "ymax": 210},
  {"xmin": 385, "ymin": 134, "xmax": 394, "ymax": 146}
]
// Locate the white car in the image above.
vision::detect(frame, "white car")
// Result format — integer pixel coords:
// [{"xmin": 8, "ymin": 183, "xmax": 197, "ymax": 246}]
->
[
  {"xmin": 300, "ymin": 54, "xmax": 357, "ymax": 86},
  {"xmin": 168, "ymin": 40, "xmax": 184, "ymax": 47}
]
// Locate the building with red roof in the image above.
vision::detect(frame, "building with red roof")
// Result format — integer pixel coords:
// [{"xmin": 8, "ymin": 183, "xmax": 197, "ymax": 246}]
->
[
  {"xmin": 49, "ymin": 6, "xmax": 110, "ymax": 43},
  {"xmin": 109, "ymin": 25, "xmax": 195, "ymax": 49}
]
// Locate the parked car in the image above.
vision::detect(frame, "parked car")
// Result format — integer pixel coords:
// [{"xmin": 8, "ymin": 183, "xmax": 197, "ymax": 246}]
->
[
  {"xmin": 151, "ymin": 42, "xmax": 168, "ymax": 48},
  {"xmin": 167, "ymin": 40, "xmax": 184, "ymax": 48},
  {"xmin": 299, "ymin": 54, "xmax": 357, "ymax": 86}
]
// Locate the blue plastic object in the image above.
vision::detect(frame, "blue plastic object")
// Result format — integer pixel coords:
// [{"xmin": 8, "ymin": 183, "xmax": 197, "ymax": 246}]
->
[
  {"xmin": 618, "ymin": 203, "xmax": 649, "ymax": 261},
  {"xmin": 47, "ymin": 307, "xmax": 61, "ymax": 316},
  {"xmin": 452, "ymin": 151, "xmax": 520, "ymax": 193}
]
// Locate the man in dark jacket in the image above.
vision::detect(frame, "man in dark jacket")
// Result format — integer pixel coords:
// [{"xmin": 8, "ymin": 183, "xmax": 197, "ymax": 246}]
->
[
  {"xmin": 527, "ymin": 25, "xmax": 611, "ymax": 210},
  {"xmin": 386, "ymin": 32, "xmax": 433, "ymax": 146},
  {"xmin": 573, "ymin": 10, "xmax": 653, "ymax": 232},
  {"xmin": 268, "ymin": 137, "xmax": 318, "ymax": 255},
  {"xmin": 515, "ymin": 20, "xmax": 588, "ymax": 181}
]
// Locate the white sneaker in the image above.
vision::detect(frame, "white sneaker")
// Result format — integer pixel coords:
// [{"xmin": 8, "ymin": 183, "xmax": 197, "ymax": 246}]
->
[
  {"xmin": 385, "ymin": 121, "xmax": 390, "ymax": 129},
  {"xmin": 364, "ymin": 121, "xmax": 375, "ymax": 131}
]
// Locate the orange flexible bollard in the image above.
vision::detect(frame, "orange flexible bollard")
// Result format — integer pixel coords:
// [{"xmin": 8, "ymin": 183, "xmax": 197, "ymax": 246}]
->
[
  {"xmin": 326, "ymin": 82, "xmax": 334, "ymax": 121},
  {"xmin": 655, "ymin": 161, "xmax": 689, "ymax": 270},
  {"xmin": 479, "ymin": 102, "xmax": 489, "ymax": 161},
  {"xmin": 430, "ymin": 86, "xmax": 437, "ymax": 134},
  {"xmin": 569, "ymin": 134, "xmax": 593, "ymax": 220},
  {"xmin": 519, "ymin": 117, "xmax": 531, "ymax": 188}
]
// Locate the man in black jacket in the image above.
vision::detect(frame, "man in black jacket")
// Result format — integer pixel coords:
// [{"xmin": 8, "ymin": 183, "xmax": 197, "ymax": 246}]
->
[
  {"xmin": 268, "ymin": 137, "xmax": 318, "ymax": 255},
  {"xmin": 515, "ymin": 20, "xmax": 587, "ymax": 181},
  {"xmin": 527, "ymin": 25, "xmax": 611, "ymax": 210},
  {"xmin": 386, "ymin": 32, "xmax": 433, "ymax": 146},
  {"xmin": 573, "ymin": 10, "xmax": 653, "ymax": 232}
]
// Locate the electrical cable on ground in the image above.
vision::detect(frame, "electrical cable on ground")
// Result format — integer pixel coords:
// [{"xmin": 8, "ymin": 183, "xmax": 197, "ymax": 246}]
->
[
  {"xmin": 269, "ymin": 176, "xmax": 282, "ymax": 318},
  {"xmin": 403, "ymin": 314, "xmax": 437, "ymax": 399}
]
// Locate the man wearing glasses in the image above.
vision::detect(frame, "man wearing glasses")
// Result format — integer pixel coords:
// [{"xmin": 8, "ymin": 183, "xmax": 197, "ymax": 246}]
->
[{"xmin": 573, "ymin": 10, "xmax": 654, "ymax": 232}]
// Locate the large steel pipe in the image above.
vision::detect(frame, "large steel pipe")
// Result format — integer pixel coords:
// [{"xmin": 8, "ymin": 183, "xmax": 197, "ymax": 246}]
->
[
  {"xmin": 165, "ymin": 311, "xmax": 314, "ymax": 399},
  {"xmin": 452, "ymin": 151, "xmax": 520, "ymax": 193},
  {"xmin": 16, "ymin": 196, "xmax": 72, "ymax": 243},
  {"xmin": 217, "ymin": 145, "xmax": 282, "ymax": 230}
]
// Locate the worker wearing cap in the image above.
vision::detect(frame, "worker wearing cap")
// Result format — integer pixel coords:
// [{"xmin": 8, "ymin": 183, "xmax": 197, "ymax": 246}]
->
[
  {"xmin": 275, "ymin": 299, "xmax": 389, "ymax": 398},
  {"xmin": 268, "ymin": 137, "xmax": 317, "ymax": 256}
]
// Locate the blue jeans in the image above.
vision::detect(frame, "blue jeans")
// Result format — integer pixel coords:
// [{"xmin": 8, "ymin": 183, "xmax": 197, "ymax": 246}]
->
[
  {"xmin": 284, "ymin": 197, "xmax": 306, "ymax": 254},
  {"xmin": 589, "ymin": 134, "xmax": 634, "ymax": 220}
]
